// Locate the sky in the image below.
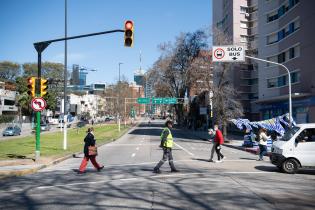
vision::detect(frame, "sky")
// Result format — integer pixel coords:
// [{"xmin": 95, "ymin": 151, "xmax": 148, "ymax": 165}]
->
[{"xmin": 0, "ymin": 0, "xmax": 212, "ymax": 85}]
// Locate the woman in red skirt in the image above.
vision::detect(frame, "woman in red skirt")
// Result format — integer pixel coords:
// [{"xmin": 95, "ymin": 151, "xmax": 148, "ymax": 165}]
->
[{"xmin": 78, "ymin": 127, "xmax": 104, "ymax": 174}]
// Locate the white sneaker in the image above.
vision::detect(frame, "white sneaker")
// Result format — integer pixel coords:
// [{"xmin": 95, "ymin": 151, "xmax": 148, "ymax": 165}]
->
[
  {"xmin": 209, "ymin": 159, "xmax": 214, "ymax": 162},
  {"xmin": 215, "ymin": 160, "xmax": 222, "ymax": 163},
  {"xmin": 222, "ymin": 157, "xmax": 226, "ymax": 161}
]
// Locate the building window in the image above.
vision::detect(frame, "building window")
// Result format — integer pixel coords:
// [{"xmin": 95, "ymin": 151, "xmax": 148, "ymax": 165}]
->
[
  {"xmin": 278, "ymin": 76, "xmax": 287, "ymax": 87},
  {"xmin": 267, "ymin": 18, "xmax": 300, "ymax": 45},
  {"xmin": 289, "ymin": 47, "xmax": 295, "ymax": 59},
  {"xmin": 240, "ymin": 21, "xmax": 248, "ymax": 28},
  {"xmin": 266, "ymin": 45, "xmax": 300, "ymax": 67},
  {"xmin": 267, "ymin": 71, "xmax": 300, "ymax": 88},
  {"xmin": 267, "ymin": 33, "xmax": 277, "ymax": 45},
  {"xmin": 278, "ymin": 52, "xmax": 285, "ymax": 63},
  {"xmin": 291, "ymin": 71, "xmax": 300, "ymax": 83},
  {"xmin": 266, "ymin": 0, "xmax": 299, "ymax": 23},
  {"xmin": 240, "ymin": 6, "xmax": 248, "ymax": 13},
  {"xmin": 267, "ymin": 78, "xmax": 277, "ymax": 88}
]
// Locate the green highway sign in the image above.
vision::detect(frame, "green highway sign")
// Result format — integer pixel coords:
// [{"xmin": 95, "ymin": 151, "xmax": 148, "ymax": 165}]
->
[
  {"xmin": 137, "ymin": 97, "xmax": 150, "ymax": 104},
  {"xmin": 163, "ymin": 97, "xmax": 177, "ymax": 104},
  {"xmin": 137, "ymin": 97, "xmax": 180, "ymax": 104},
  {"xmin": 152, "ymin": 98, "xmax": 163, "ymax": 104}
]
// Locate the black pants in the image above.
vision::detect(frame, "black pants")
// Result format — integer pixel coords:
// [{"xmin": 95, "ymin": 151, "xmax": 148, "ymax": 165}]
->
[
  {"xmin": 154, "ymin": 147, "xmax": 176, "ymax": 170},
  {"xmin": 215, "ymin": 143, "xmax": 224, "ymax": 160}
]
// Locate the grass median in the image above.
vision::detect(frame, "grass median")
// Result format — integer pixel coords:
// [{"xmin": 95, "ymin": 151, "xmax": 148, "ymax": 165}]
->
[{"xmin": 0, "ymin": 124, "xmax": 131, "ymax": 160}]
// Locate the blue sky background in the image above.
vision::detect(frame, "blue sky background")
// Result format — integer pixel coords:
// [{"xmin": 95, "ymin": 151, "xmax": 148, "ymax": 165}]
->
[{"xmin": 0, "ymin": 0, "xmax": 212, "ymax": 84}]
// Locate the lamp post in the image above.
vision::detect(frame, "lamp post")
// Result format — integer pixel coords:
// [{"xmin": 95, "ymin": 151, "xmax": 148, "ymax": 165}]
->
[
  {"xmin": 118, "ymin": 62, "xmax": 123, "ymax": 132},
  {"xmin": 245, "ymin": 55, "xmax": 292, "ymax": 126},
  {"xmin": 63, "ymin": 0, "xmax": 68, "ymax": 150}
]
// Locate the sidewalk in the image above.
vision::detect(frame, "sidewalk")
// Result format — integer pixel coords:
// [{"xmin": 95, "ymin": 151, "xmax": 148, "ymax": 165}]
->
[
  {"xmin": 190, "ymin": 130, "xmax": 269, "ymax": 156},
  {"xmin": 0, "ymin": 155, "xmax": 75, "ymax": 179}
]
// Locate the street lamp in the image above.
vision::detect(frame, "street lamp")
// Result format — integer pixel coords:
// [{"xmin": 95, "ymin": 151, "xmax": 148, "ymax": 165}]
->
[
  {"xmin": 118, "ymin": 62, "xmax": 123, "ymax": 83},
  {"xmin": 118, "ymin": 62, "xmax": 123, "ymax": 132}
]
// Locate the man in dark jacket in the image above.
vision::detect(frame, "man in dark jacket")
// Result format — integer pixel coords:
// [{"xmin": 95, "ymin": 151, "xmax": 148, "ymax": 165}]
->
[
  {"xmin": 153, "ymin": 120, "xmax": 179, "ymax": 173},
  {"xmin": 78, "ymin": 127, "xmax": 104, "ymax": 174}
]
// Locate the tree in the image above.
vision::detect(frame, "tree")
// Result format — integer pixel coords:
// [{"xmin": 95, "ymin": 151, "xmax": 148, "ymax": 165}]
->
[
  {"xmin": 0, "ymin": 61, "xmax": 21, "ymax": 81},
  {"xmin": 22, "ymin": 62, "xmax": 65, "ymax": 113},
  {"xmin": 149, "ymin": 29, "xmax": 209, "ymax": 125},
  {"xmin": 211, "ymin": 26, "xmax": 244, "ymax": 137}
]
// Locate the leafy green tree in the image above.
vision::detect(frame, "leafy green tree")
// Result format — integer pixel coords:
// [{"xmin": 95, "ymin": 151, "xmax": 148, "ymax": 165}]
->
[
  {"xmin": 149, "ymin": 29, "xmax": 209, "ymax": 125},
  {"xmin": 0, "ymin": 61, "xmax": 21, "ymax": 81},
  {"xmin": 22, "ymin": 62, "xmax": 65, "ymax": 113}
]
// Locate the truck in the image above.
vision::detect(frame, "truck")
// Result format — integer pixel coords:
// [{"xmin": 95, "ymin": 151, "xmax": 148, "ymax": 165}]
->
[{"xmin": 270, "ymin": 123, "xmax": 315, "ymax": 174}]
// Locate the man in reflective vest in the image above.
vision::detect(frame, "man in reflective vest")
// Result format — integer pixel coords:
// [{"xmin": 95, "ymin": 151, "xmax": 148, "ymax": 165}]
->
[{"xmin": 153, "ymin": 120, "xmax": 179, "ymax": 173}]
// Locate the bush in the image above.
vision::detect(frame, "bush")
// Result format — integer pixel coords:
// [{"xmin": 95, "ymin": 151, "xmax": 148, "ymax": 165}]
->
[{"xmin": 0, "ymin": 115, "xmax": 15, "ymax": 123}]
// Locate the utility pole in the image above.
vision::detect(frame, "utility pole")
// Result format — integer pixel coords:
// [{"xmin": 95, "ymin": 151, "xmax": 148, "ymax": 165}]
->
[
  {"xmin": 245, "ymin": 55, "xmax": 292, "ymax": 126},
  {"xmin": 63, "ymin": 0, "xmax": 68, "ymax": 150},
  {"xmin": 118, "ymin": 62, "xmax": 123, "ymax": 132}
]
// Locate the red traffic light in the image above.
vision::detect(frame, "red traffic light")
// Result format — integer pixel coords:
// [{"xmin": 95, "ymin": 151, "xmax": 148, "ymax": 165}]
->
[
  {"xmin": 125, "ymin": 20, "xmax": 133, "ymax": 30},
  {"xmin": 124, "ymin": 20, "xmax": 134, "ymax": 47}
]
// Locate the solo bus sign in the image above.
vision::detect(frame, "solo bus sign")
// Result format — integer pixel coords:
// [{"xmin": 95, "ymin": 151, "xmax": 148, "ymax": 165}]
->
[{"xmin": 212, "ymin": 45, "xmax": 245, "ymax": 62}]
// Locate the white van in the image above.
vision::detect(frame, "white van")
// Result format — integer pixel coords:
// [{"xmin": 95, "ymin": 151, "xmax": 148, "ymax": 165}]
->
[{"xmin": 271, "ymin": 123, "xmax": 315, "ymax": 174}]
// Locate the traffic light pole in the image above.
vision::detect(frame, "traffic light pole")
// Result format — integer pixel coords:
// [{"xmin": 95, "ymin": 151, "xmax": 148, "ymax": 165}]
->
[{"xmin": 33, "ymin": 29, "xmax": 125, "ymax": 159}]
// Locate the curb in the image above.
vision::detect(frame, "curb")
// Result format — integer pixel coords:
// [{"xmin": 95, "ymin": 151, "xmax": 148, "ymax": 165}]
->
[{"xmin": 0, "ymin": 123, "xmax": 136, "ymax": 179}]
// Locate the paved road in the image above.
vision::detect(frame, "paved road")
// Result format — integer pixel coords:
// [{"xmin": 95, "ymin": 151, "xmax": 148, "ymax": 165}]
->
[{"xmin": 0, "ymin": 120, "xmax": 315, "ymax": 210}]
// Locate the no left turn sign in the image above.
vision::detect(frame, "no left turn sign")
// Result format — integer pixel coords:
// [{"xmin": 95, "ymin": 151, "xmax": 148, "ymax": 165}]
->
[{"xmin": 31, "ymin": 97, "xmax": 47, "ymax": 111}]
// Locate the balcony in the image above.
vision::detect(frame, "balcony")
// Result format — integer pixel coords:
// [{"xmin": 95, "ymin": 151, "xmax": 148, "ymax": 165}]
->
[{"xmin": 1, "ymin": 105, "xmax": 18, "ymax": 112}]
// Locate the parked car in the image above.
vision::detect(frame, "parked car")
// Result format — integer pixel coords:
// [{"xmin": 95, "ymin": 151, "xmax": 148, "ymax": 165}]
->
[
  {"xmin": 76, "ymin": 121, "xmax": 88, "ymax": 128},
  {"xmin": 2, "ymin": 126, "xmax": 21, "ymax": 136},
  {"xmin": 40, "ymin": 124, "xmax": 51, "ymax": 132},
  {"xmin": 271, "ymin": 123, "xmax": 315, "ymax": 174}
]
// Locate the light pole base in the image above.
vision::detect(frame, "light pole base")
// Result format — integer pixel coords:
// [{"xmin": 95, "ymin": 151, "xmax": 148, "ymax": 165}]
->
[{"xmin": 35, "ymin": 150, "xmax": 40, "ymax": 162}]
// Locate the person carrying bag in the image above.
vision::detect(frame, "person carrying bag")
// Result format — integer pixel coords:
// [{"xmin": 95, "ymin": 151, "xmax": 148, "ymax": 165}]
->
[{"xmin": 78, "ymin": 127, "xmax": 104, "ymax": 174}]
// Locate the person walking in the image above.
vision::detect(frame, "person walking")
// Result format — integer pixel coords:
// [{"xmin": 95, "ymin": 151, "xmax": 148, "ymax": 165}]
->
[
  {"xmin": 153, "ymin": 120, "xmax": 179, "ymax": 173},
  {"xmin": 213, "ymin": 124, "xmax": 225, "ymax": 163},
  {"xmin": 78, "ymin": 127, "xmax": 104, "ymax": 174},
  {"xmin": 257, "ymin": 128, "xmax": 268, "ymax": 161},
  {"xmin": 208, "ymin": 129, "xmax": 216, "ymax": 162}
]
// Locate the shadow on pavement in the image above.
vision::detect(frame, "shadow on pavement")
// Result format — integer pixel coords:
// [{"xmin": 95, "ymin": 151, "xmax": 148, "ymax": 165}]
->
[
  {"xmin": 240, "ymin": 157, "xmax": 257, "ymax": 161},
  {"xmin": 254, "ymin": 165, "xmax": 279, "ymax": 173},
  {"xmin": 192, "ymin": 158, "xmax": 210, "ymax": 163}
]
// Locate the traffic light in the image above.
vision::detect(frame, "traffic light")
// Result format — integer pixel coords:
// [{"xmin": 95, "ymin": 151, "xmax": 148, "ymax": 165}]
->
[
  {"xmin": 27, "ymin": 77, "xmax": 36, "ymax": 98},
  {"xmin": 124, "ymin": 20, "xmax": 134, "ymax": 47},
  {"xmin": 40, "ymin": 78, "xmax": 48, "ymax": 97}
]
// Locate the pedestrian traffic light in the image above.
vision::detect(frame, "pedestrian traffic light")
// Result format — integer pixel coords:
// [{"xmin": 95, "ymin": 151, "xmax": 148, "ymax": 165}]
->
[
  {"xmin": 27, "ymin": 77, "xmax": 36, "ymax": 98},
  {"xmin": 40, "ymin": 78, "xmax": 48, "ymax": 97},
  {"xmin": 124, "ymin": 20, "xmax": 134, "ymax": 47}
]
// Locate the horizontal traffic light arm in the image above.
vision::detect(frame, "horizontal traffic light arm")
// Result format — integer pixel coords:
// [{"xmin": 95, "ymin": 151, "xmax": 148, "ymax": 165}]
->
[{"xmin": 34, "ymin": 29, "xmax": 124, "ymax": 53}]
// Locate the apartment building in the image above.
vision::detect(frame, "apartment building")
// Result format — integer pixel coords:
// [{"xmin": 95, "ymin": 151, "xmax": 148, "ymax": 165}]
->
[
  {"xmin": 213, "ymin": 0, "xmax": 260, "ymax": 120},
  {"xmin": 0, "ymin": 82, "xmax": 18, "ymax": 116},
  {"xmin": 257, "ymin": 0, "xmax": 315, "ymax": 123}
]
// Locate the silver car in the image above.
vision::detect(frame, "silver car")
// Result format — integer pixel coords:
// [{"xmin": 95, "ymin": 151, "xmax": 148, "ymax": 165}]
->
[{"xmin": 2, "ymin": 126, "xmax": 21, "ymax": 136}]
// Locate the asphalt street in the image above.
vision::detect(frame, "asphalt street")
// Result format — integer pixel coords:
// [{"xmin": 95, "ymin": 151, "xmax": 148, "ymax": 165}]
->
[{"xmin": 0, "ymin": 119, "xmax": 314, "ymax": 210}]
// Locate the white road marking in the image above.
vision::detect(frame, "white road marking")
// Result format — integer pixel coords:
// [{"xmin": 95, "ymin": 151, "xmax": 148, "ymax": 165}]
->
[
  {"xmin": 105, "ymin": 143, "xmax": 153, "ymax": 146},
  {"xmin": 174, "ymin": 142, "xmax": 195, "ymax": 157},
  {"xmin": 131, "ymin": 153, "xmax": 136, "ymax": 157},
  {"xmin": 40, "ymin": 159, "xmax": 196, "ymax": 172},
  {"xmin": 225, "ymin": 171, "xmax": 272, "ymax": 174}
]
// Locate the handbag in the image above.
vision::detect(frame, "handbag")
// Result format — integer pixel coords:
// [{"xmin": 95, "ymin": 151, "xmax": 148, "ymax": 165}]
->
[{"xmin": 88, "ymin": 146, "xmax": 98, "ymax": 156}]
